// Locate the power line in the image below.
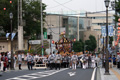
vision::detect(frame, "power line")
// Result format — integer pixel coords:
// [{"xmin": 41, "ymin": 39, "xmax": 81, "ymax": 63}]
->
[
  {"xmin": 53, "ymin": 0, "xmax": 77, "ymax": 13},
  {"xmin": 45, "ymin": 21, "xmax": 60, "ymax": 35},
  {"xmin": 47, "ymin": 10, "xmax": 114, "ymax": 16},
  {"xmin": 47, "ymin": 0, "xmax": 72, "ymax": 9}
]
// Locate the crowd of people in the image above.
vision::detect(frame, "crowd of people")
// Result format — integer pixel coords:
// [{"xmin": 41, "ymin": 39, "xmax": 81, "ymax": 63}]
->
[{"xmin": 1, "ymin": 51, "xmax": 120, "ymax": 72}]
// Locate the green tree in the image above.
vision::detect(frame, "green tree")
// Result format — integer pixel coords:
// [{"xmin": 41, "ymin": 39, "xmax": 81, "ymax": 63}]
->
[
  {"xmin": 79, "ymin": 39, "xmax": 84, "ymax": 51},
  {"xmin": 0, "ymin": 0, "xmax": 18, "ymax": 33},
  {"xmin": 72, "ymin": 41, "xmax": 83, "ymax": 52},
  {"xmin": 85, "ymin": 35, "xmax": 97, "ymax": 52},
  {"xmin": 114, "ymin": 1, "xmax": 120, "ymax": 22},
  {"xmin": 23, "ymin": 1, "xmax": 47, "ymax": 39},
  {"xmin": 0, "ymin": 0, "xmax": 47, "ymax": 39}
]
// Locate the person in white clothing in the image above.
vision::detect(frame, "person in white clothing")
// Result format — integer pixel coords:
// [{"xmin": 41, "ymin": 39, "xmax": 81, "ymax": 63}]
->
[
  {"xmin": 71, "ymin": 53, "xmax": 78, "ymax": 70},
  {"xmin": 91, "ymin": 54, "xmax": 96, "ymax": 68}
]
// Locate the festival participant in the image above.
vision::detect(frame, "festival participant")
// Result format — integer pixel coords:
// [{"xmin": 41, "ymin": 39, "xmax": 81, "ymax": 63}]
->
[
  {"xmin": 55, "ymin": 52, "xmax": 62, "ymax": 70},
  {"xmin": 26, "ymin": 53, "xmax": 34, "ymax": 70},
  {"xmin": 18, "ymin": 53, "xmax": 22, "ymax": 70},
  {"xmin": 48, "ymin": 53, "xmax": 55, "ymax": 70},
  {"xmin": 91, "ymin": 54, "xmax": 96, "ymax": 68},
  {"xmin": 88, "ymin": 54, "xmax": 92, "ymax": 68},
  {"xmin": 81, "ymin": 55, "xmax": 87, "ymax": 69},
  {"xmin": 71, "ymin": 53, "xmax": 78, "ymax": 70}
]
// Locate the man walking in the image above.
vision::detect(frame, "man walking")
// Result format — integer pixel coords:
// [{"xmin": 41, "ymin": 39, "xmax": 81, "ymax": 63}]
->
[
  {"xmin": 71, "ymin": 53, "xmax": 78, "ymax": 70},
  {"xmin": 48, "ymin": 53, "xmax": 55, "ymax": 70},
  {"xmin": 18, "ymin": 53, "xmax": 22, "ymax": 70},
  {"xmin": 55, "ymin": 52, "xmax": 62, "ymax": 70},
  {"xmin": 26, "ymin": 53, "xmax": 34, "ymax": 70}
]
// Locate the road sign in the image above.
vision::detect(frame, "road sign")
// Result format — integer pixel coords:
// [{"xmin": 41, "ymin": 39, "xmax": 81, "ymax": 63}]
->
[
  {"xmin": 101, "ymin": 26, "xmax": 106, "ymax": 37},
  {"xmin": 11, "ymin": 33, "xmax": 16, "ymax": 40},
  {"xmin": 29, "ymin": 40, "xmax": 41, "ymax": 44},
  {"xmin": 108, "ymin": 26, "xmax": 113, "ymax": 36},
  {"xmin": 44, "ymin": 32, "xmax": 47, "ymax": 39},
  {"xmin": 6, "ymin": 33, "xmax": 10, "ymax": 38}
]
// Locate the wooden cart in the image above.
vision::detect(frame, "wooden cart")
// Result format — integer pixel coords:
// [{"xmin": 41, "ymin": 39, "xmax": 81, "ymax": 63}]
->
[{"xmin": 33, "ymin": 57, "xmax": 47, "ymax": 69}]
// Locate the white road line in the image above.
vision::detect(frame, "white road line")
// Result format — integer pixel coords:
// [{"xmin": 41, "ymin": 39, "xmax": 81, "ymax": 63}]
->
[
  {"xmin": 6, "ymin": 68, "xmax": 68, "ymax": 80},
  {"xmin": 68, "ymin": 72, "xmax": 76, "ymax": 77},
  {"xmin": 91, "ymin": 68, "xmax": 97, "ymax": 80}
]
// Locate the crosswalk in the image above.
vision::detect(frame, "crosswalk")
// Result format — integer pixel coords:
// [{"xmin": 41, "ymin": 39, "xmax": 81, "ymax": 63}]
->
[{"xmin": 6, "ymin": 68, "xmax": 68, "ymax": 80}]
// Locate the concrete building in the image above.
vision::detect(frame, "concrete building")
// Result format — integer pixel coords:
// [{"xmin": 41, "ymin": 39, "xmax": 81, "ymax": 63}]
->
[
  {"xmin": 45, "ymin": 14, "xmax": 92, "ymax": 41},
  {"xmin": 0, "ymin": 36, "xmax": 29, "ymax": 53},
  {"xmin": 86, "ymin": 13, "xmax": 114, "ymax": 52}
]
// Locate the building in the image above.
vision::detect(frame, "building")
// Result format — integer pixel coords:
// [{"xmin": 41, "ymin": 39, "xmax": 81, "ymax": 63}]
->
[
  {"xmin": 45, "ymin": 14, "xmax": 92, "ymax": 41},
  {"xmin": 0, "ymin": 36, "xmax": 29, "ymax": 53}
]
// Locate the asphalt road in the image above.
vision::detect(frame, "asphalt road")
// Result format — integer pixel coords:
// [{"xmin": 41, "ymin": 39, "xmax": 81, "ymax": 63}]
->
[{"xmin": 0, "ymin": 68, "xmax": 94, "ymax": 80}]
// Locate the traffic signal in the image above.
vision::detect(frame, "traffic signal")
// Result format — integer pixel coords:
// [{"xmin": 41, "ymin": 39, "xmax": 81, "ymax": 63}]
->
[
  {"xmin": 10, "ymin": 1, "xmax": 12, "ymax": 4},
  {"xmin": 52, "ymin": 40, "xmax": 55, "ymax": 44},
  {"xmin": 3, "ymin": 8, "xmax": 6, "ymax": 10},
  {"xmin": 74, "ymin": 38, "xmax": 76, "ymax": 42}
]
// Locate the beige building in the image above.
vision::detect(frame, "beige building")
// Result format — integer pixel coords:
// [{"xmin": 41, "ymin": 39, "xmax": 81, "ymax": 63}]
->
[
  {"xmin": 0, "ymin": 37, "xmax": 29, "ymax": 53},
  {"xmin": 84, "ymin": 13, "xmax": 114, "ymax": 52}
]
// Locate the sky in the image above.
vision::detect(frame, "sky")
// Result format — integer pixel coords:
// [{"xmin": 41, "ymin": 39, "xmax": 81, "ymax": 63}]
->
[{"xmin": 42, "ymin": 0, "xmax": 113, "ymax": 13}]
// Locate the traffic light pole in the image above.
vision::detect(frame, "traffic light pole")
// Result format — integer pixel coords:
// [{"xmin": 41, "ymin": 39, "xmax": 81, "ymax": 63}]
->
[
  {"xmin": 50, "ymin": 31, "xmax": 52, "ymax": 54},
  {"xmin": 40, "ymin": 0, "xmax": 44, "ymax": 56}
]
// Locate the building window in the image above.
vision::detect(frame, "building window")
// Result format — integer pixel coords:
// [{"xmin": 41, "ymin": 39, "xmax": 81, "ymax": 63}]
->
[
  {"xmin": 3, "ymin": 46, "xmax": 4, "ymax": 48},
  {"xmin": 84, "ymin": 35, "xmax": 86, "ymax": 37}
]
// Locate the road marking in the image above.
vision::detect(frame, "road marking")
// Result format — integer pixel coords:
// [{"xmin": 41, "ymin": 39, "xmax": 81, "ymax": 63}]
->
[
  {"xmin": 91, "ymin": 68, "xmax": 96, "ymax": 80},
  {"xmin": 110, "ymin": 68, "xmax": 120, "ymax": 80},
  {"xmin": 68, "ymin": 72, "xmax": 76, "ymax": 76},
  {"xmin": 6, "ymin": 68, "xmax": 68, "ymax": 80}
]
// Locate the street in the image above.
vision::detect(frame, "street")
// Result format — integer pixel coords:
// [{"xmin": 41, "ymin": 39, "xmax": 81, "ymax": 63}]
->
[{"xmin": 0, "ymin": 68, "xmax": 95, "ymax": 80}]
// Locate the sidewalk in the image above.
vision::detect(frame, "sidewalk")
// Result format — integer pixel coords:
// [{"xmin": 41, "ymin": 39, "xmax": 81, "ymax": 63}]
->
[
  {"xmin": 4, "ymin": 64, "xmax": 28, "ymax": 72},
  {"xmin": 99, "ymin": 66, "xmax": 120, "ymax": 80}
]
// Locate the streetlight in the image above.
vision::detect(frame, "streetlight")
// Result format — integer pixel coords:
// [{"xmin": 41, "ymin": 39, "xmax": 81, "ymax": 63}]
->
[
  {"xmin": 104, "ymin": 0, "xmax": 110, "ymax": 75},
  {"xmin": 9, "ymin": 12, "xmax": 14, "ymax": 70}
]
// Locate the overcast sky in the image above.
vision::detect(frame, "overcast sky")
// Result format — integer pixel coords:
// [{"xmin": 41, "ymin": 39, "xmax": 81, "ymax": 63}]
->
[{"xmin": 42, "ymin": 0, "xmax": 112, "ymax": 13}]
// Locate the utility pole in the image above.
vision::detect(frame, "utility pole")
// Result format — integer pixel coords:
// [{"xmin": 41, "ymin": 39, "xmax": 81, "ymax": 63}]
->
[
  {"xmin": 77, "ymin": 16, "xmax": 79, "ymax": 41},
  {"xmin": 40, "ymin": 0, "xmax": 44, "ymax": 56},
  {"xmin": 18, "ymin": 0, "xmax": 23, "ymax": 50},
  {"xmin": 59, "ymin": 15, "xmax": 60, "ymax": 40},
  {"xmin": 50, "ymin": 29, "xmax": 52, "ymax": 54}
]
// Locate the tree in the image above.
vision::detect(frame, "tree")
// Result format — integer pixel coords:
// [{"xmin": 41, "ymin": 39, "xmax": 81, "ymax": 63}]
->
[
  {"xmin": 72, "ymin": 41, "xmax": 83, "ymax": 52},
  {"xmin": 0, "ymin": 0, "xmax": 18, "ymax": 33},
  {"xmin": 79, "ymin": 39, "xmax": 84, "ymax": 51},
  {"xmin": 114, "ymin": 1, "xmax": 120, "ymax": 23},
  {"xmin": 0, "ymin": 0, "xmax": 47, "ymax": 39},
  {"xmin": 85, "ymin": 35, "xmax": 97, "ymax": 52},
  {"xmin": 23, "ymin": 1, "xmax": 47, "ymax": 39}
]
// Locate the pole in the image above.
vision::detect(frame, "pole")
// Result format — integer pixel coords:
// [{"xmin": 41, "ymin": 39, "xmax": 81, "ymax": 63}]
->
[
  {"xmin": 50, "ymin": 31, "xmax": 52, "ymax": 54},
  {"xmin": 10, "ymin": 19, "xmax": 14, "ymax": 70},
  {"xmin": 105, "ymin": 7, "xmax": 110, "ymax": 75},
  {"xmin": 77, "ymin": 16, "xmax": 79, "ymax": 41},
  {"xmin": 18, "ymin": 0, "xmax": 23, "ymax": 50},
  {"xmin": 115, "ymin": 0, "xmax": 117, "ymax": 55},
  {"xmin": 59, "ymin": 15, "xmax": 60, "ymax": 40},
  {"xmin": 98, "ymin": 35, "xmax": 99, "ymax": 52},
  {"xmin": 102, "ymin": 37, "xmax": 105, "ymax": 68},
  {"xmin": 40, "ymin": 0, "xmax": 43, "ymax": 56}
]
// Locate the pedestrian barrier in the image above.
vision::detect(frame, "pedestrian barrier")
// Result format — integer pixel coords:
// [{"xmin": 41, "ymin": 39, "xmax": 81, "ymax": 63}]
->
[{"xmin": 33, "ymin": 57, "xmax": 47, "ymax": 69}]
